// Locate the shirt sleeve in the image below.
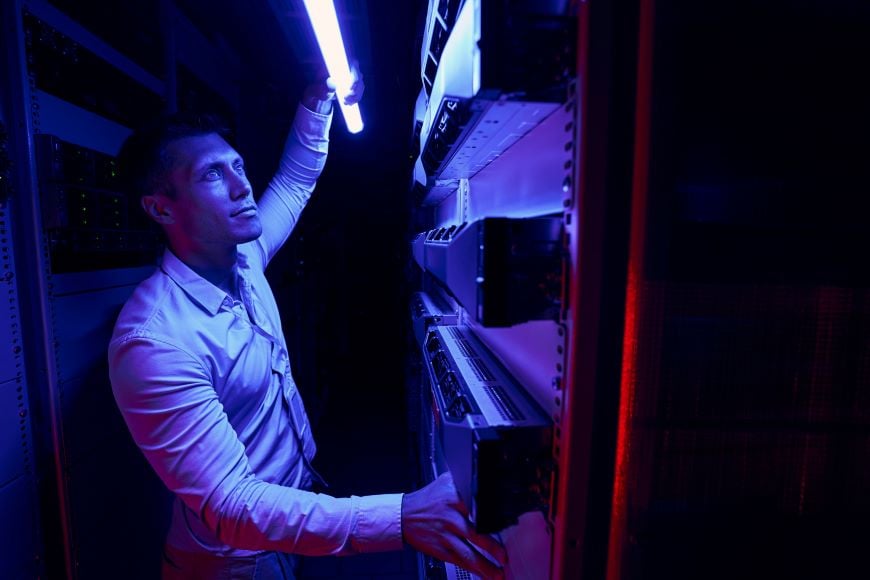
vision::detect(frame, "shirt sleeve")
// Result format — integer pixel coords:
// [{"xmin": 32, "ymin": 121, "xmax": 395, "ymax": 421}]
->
[
  {"xmin": 108, "ymin": 333, "xmax": 403, "ymax": 555},
  {"xmin": 253, "ymin": 104, "xmax": 334, "ymax": 267}
]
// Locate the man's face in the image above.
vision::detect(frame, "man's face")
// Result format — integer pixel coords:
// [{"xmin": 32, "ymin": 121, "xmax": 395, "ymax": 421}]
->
[{"xmin": 154, "ymin": 133, "xmax": 262, "ymax": 253}]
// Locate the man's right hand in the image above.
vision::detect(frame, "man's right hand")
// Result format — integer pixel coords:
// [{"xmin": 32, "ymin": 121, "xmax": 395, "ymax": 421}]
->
[
  {"xmin": 301, "ymin": 62, "xmax": 364, "ymax": 114},
  {"xmin": 402, "ymin": 472, "xmax": 508, "ymax": 580}
]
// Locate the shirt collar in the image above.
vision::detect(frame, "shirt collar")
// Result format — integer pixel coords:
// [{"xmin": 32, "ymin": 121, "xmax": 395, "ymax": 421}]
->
[{"xmin": 160, "ymin": 248, "xmax": 235, "ymax": 315}]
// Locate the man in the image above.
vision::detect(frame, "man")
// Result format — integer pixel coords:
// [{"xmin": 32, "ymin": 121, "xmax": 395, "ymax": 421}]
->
[{"xmin": 108, "ymin": 73, "xmax": 506, "ymax": 579}]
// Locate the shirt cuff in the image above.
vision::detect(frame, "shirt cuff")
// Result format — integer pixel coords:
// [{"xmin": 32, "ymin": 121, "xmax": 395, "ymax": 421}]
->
[
  {"xmin": 351, "ymin": 493, "xmax": 404, "ymax": 553},
  {"xmin": 295, "ymin": 102, "xmax": 333, "ymax": 138}
]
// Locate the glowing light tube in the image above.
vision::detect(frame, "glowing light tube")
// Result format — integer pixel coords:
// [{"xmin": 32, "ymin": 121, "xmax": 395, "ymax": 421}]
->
[{"xmin": 301, "ymin": 0, "xmax": 364, "ymax": 133}]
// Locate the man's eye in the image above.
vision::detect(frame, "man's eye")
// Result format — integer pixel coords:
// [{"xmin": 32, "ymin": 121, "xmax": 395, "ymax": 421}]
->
[
  {"xmin": 204, "ymin": 168, "xmax": 221, "ymax": 180},
  {"xmin": 234, "ymin": 163, "xmax": 245, "ymax": 175}
]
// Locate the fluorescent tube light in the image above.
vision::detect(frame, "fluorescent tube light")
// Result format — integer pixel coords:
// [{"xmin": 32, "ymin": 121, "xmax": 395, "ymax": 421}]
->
[{"xmin": 301, "ymin": 0, "xmax": 364, "ymax": 133}]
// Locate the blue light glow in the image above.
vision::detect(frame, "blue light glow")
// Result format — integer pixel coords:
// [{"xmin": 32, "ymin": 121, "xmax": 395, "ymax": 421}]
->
[{"xmin": 302, "ymin": 0, "xmax": 364, "ymax": 133}]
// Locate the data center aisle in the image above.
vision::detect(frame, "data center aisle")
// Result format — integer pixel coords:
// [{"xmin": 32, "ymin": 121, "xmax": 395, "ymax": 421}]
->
[{"xmin": 266, "ymin": 98, "xmax": 422, "ymax": 579}]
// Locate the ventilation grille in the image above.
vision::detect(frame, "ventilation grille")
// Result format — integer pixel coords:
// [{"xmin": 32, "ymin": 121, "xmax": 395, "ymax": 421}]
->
[
  {"xmin": 467, "ymin": 357, "xmax": 496, "ymax": 382},
  {"xmin": 484, "ymin": 385, "xmax": 525, "ymax": 421},
  {"xmin": 455, "ymin": 338, "xmax": 475, "ymax": 357}
]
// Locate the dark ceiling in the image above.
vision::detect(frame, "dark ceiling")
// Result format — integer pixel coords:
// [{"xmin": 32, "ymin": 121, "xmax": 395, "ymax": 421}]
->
[{"xmin": 173, "ymin": 0, "xmax": 422, "ymax": 119}]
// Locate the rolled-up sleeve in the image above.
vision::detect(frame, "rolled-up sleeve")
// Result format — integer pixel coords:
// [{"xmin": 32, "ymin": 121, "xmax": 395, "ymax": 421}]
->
[{"xmin": 108, "ymin": 332, "xmax": 404, "ymax": 556}]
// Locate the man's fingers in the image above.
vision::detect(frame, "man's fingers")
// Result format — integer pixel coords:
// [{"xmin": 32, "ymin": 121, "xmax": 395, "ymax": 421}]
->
[
  {"xmin": 469, "ymin": 531, "xmax": 508, "ymax": 568},
  {"xmin": 460, "ymin": 541, "xmax": 505, "ymax": 580},
  {"xmin": 402, "ymin": 472, "xmax": 506, "ymax": 579},
  {"xmin": 342, "ymin": 74, "xmax": 364, "ymax": 105},
  {"xmin": 419, "ymin": 521, "xmax": 504, "ymax": 580},
  {"xmin": 443, "ymin": 536, "xmax": 504, "ymax": 580},
  {"xmin": 440, "ymin": 476, "xmax": 507, "ymax": 568},
  {"xmin": 456, "ymin": 518, "xmax": 507, "ymax": 566},
  {"xmin": 449, "ymin": 514, "xmax": 508, "ymax": 568}
]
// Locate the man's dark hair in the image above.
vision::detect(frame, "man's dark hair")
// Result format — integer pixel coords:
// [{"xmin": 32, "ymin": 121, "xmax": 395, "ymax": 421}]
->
[{"xmin": 117, "ymin": 112, "xmax": 232, "ymax": 202}]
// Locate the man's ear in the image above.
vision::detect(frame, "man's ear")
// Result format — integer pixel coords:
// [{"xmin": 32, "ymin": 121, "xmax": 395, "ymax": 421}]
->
[{"xmin": 141, "ymin": 195, "xmax": 174, "ymax": 225}]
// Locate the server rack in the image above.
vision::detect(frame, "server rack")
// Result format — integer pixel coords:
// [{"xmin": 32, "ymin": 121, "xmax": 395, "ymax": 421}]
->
[
  {"xmin": 0, "ymin": 1, "xmax": 243, "ymax": 577},
  {"xmin": 408, "ymin": 2, "xmax": 590, "ymax": 578}
]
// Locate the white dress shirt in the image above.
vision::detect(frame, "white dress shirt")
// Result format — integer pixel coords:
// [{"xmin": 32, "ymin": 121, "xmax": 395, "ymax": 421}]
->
[{"xmin": 108, "ymin": 105, "xmax": 403, "ymax": 558}]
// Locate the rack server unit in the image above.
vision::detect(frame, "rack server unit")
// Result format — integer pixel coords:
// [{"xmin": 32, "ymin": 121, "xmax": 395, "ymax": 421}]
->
[
  {"xmin": 422, "ymin": 324, "xmax": 552, "ymax": 533},
  {"xmin": 413, "ymin": 216, "xmax": 563, "ymax": 327},
  {"xmin": 413, "ymin": 0, "xmax": 576, "ymax": 204}
]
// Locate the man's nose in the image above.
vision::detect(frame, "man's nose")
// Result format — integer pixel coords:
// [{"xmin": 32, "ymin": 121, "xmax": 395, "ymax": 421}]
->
[{"xmin": 228, "ymin": 172, "xmax": 252, "ymax": 199}]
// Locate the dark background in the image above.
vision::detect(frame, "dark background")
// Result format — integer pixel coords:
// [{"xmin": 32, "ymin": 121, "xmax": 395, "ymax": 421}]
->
[{"xmin": 6, "ymin": 0, "xmax": 870, "ymax": 577}]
